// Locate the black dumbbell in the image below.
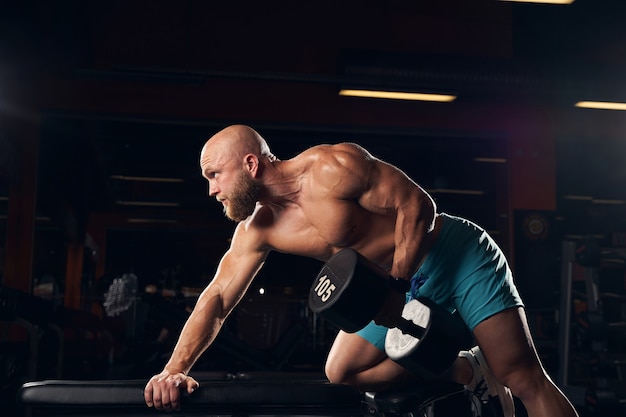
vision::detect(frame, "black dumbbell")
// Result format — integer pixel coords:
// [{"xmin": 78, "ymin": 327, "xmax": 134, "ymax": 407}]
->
[
  {"xmin": 308, "ymin": 248, "xmax": 473, "ymax": 378},
  {"xmin": 384, "ymin": 297, "xmax": 475, "ymax": 378},
  {"xmin": 309, "ymin": 248, "xmax": 404, "ymax": 333}
]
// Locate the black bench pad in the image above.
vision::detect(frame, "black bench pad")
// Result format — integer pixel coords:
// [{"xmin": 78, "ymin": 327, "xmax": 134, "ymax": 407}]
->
[
  {"xmin": 364, "ymin": 381, "xmax": 466, "ymax": 415},
  {"xmin": 18, "ymin": 379, "xmax": 362, "ymax": 416}
]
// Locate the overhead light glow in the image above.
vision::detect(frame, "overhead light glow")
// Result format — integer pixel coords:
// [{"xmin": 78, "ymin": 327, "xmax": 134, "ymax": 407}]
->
[
  {"xmin": 575, "ymin": 101, "xmax": 626, "ymax": 111},
  {"xmin": 563, "ymin": 195, "xmax": 593, "ymax": 201},
  {"xmin": 339, "ymin": 89, "xmax": 456, "ymax": 102},
  {"xmin": 592, "ymin": 199, "xmax": 625, "ymax": 205},
  {"xmin": 473, "ymin": 157, "xmax": 507, "ymax": 163}
]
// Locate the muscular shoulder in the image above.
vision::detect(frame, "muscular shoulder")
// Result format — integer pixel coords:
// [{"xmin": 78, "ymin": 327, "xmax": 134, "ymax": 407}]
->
[
  {"xmin": 301, "ymin": 142, "xmax": 374, "ymax": 166},
  {"xmin": 300, "ymin": 143, "xmax": 375, "ymax": 192},
  {"xmin": 300, "ymin": 142, "xmax": 376, "ymax": 199}
]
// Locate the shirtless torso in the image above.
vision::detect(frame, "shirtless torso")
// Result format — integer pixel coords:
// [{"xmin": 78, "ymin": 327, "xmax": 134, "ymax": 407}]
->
[{"xmin": 237, "ymin": 143, "xmax": 440, "ymax": 269}]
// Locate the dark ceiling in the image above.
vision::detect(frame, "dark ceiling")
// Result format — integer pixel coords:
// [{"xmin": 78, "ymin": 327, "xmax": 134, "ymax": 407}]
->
[{"xmin": 2, "ymin": 0, "xmax": 626, "ymax": 266}]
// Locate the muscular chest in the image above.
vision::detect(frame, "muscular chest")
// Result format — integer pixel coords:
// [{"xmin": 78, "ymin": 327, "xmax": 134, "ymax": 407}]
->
[
  {"xmin": 306, "ymin": 200, "xmax": 362, "ymax": 246},
  {"xmin": 269, "ymin": 200, "xmax": 365, "ymax": 256}
]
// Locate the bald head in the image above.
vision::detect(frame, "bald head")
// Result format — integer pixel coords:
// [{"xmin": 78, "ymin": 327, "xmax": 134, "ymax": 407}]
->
[
  {"xmin": 201, "ymin": 125, "xmax": 276, "ymax": 163},
  {"xmin": 200, "ymin": 125, "xmax": 276, "ymax": 221}
]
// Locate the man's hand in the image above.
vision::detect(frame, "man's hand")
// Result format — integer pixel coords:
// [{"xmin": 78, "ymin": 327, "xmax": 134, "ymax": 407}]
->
[{"xmin": 144, "ymin": 369, "xmax": 199, "ymax": 411}]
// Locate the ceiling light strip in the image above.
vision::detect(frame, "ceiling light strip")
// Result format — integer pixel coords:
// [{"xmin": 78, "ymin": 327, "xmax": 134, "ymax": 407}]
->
[
  {"xmin": 575, "ymin": 101, "xmax": 626, "ymax": 111},
  {"xmin": 339, "ymin": 89, "xmax": 456, "ymax": 102},
  {"xmin": 563, "ymin": 195, "xmax": 593, "ymax": 201},
  {"xmin": 473, "ymin": 158, "xmax": 507, "ymax": 163},
  {"xmin": 592, "ymin": 199, "xmax": 625, "ymax": 205},
  {"xmin": 498, "ymin": 0, "xmax": 574, "ymax": 4}
]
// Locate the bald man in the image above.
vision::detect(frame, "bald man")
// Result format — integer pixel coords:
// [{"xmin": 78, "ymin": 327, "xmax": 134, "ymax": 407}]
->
[{"xmin": 144, "ymin": 125, "xmax": 578, "ymax": 417}]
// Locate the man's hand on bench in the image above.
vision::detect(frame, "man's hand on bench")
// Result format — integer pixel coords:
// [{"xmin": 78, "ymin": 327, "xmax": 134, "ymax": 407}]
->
[{"xmin": 144, "ymin": 369, "xmax": 199, "ymax": 411}]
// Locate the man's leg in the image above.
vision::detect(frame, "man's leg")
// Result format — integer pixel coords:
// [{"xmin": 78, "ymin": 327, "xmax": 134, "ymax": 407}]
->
[
  {"xmin": 325, "ymin": 331, "xmax": 413, "ymax": 392},
  {"xmin": 459, "ymin": 307, "xmax": 578, "ymax": 417}
]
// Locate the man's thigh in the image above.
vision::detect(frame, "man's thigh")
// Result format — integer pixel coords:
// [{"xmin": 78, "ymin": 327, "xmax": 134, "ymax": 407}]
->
[{"xmin": 472, "ymin": 307, "xmax": 542, "ymax": 381}]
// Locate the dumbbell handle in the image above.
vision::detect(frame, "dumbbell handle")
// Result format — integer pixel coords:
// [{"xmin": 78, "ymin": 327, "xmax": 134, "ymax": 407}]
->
[
  {"xmin": 388, "ymin": 278, "xmax": 427, "ymax": 340},
  {"xmin": 396, "ymin": 317, "xmax": 426, "ymax": 340}
]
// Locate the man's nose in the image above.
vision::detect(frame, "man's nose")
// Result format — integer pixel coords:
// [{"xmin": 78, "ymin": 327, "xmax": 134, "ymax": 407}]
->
[{"xmin": 208, "ymin": 182, "xmax": 219, "ymax": 197}]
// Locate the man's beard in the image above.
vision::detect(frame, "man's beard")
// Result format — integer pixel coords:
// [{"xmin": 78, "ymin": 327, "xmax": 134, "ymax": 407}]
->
[{"xmin": 224, "ymin": 172, "xmax": 260, "ymax": 222}]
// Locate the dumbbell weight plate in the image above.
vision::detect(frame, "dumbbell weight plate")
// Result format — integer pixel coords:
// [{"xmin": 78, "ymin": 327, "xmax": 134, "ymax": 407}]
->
[
  {"xmin": 385, "ymin": 300, "xmax": 431, "ymax": 364},
  {"xmin": 309, "ymin": 248, "xmax": 390, "ymax": 333},
  {"xmin": 385, "ymin": 297, "xmax": 474, "ymax": 379}
]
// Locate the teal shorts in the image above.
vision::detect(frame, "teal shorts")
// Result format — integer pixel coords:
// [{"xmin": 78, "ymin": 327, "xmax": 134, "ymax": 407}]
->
[{"xmin": 355, "ymin": 213, "xmax": 524, "ymax": 350}]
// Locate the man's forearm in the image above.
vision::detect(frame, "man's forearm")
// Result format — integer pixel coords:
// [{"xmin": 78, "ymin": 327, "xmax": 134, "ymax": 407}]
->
[
  {"xmin": 164, "ymin": 295, "xmax": 225, "ymax": 374},
  {"xmin": 391, "ymin": 219, "xmax": 423, "ymax": 279},
  {"xmin": 391, "ymin": 196, "xmax": 435, "ymax": 279}
]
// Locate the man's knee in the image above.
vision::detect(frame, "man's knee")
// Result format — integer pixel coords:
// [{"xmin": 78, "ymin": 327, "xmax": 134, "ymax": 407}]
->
[
  {"xmin": 496, "ymin": 361, "xmax": 549, "ymax": 401},
  {"xmin": 324, "ymin": 340, "xmax": 358, "ymax": 384},
  {"xmin": 324, "ymin": 359, "xmax": 352, "ymax": 384}
]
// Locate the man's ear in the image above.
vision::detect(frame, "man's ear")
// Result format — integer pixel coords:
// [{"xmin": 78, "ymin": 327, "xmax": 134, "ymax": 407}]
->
[{"xmin": 243, "ymin": 154, "xmax": 260, "ymax": 176}]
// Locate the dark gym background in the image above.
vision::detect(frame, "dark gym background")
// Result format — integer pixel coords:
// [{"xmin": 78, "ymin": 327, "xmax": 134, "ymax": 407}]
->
[{"xmin": 2, "ymin": 1, "xmax": 626, "ymax": 416}]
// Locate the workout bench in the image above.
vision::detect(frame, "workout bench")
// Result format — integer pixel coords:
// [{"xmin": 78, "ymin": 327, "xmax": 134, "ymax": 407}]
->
[{"xmin": 17, "ymin": 374, "xmax": 471, "ymax": 417}]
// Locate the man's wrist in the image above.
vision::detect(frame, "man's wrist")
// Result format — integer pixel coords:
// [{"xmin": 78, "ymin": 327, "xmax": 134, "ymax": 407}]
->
[{"xmin": 164, "ymin": 365, "xmax": 188, "ymax": 375}]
